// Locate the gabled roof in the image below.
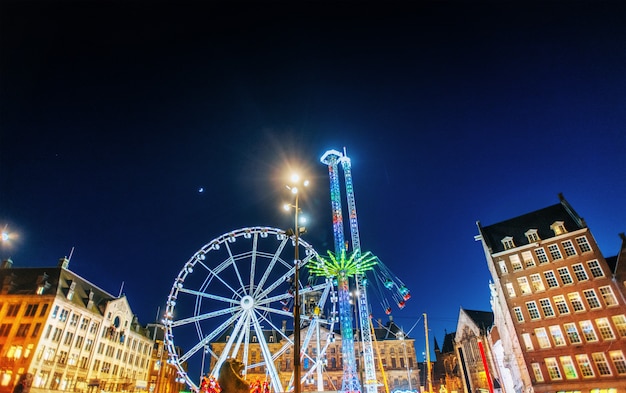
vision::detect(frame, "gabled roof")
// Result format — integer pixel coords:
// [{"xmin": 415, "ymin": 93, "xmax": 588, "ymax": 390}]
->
[
  {"xmin": 479, "ymin": 195, "xmax": 586, "ymax": 254},
  {"xmin": 463, "ymin": 309, "xmax": 493, "ymax": 335},
  {"xmin": 441, "ymin": 331, "xmax": 456, "ymax": 353},
  {"xmin": 373, "ymin": 319, "xmax": 410, "ymax": 340},
  {"xmin": 0, "ymin": 264, "xmax": 117, "ymax": 316}
]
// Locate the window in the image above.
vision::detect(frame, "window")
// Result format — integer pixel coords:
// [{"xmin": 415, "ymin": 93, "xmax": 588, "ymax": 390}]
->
[
  {"xmin": 24, "ymin": 304, "xmax": 38, "ymax": 317},
  {"xmin": 572, "ymin": 264, "xmax": 588, "ymax": 281},
  {"xmin": 505, "ymin": 282, "xmax": 516, "ymax": 298},
  {"xmin": 539, "ymin": 298, "xmax": 555, "ymax": 317},
  {"xmin": 525, "ymin": 229, "xmax": 540, "ymax": 243},
  {"xmin": 586, "ymin": 259, "xmax": 603, "ymax": 278},
  {"xmin": 531, "ymin": 363, "xmax": 544, "ymax": 382},
  {"xmin": 522, "ymin": 333, "xmax": 534, "ymax": 350},
  {"xmin": 568, "ymin": 292, "xmax": 585, "ymax": 312},
  {"xmin": 592, "ymin": 352, "xmax": 612, "ymax": 376},
  {"xmin": 7, "ymin": 304, "xmax": 20, "ymax": 317},
  {"xmin": 518, "ymin": 277, "xmax": 532, "ymax": 295},
  {"xmin": 580, "ymin": 320, "xmax": 598, "ymax": 342},
  {"xmin": 0, "ymin": 324, "xmax": 12, "ymax": 337},
  {"xmin": 553, "ymin": 295, "xmax": 569, "ymax": 315},
  {"xmin": 548, "ymin": 244, "xmax": 562, "ymax": 260},
  {"xmin": 31, "ymin": 323, "xmax": 41, "ymax": 338},
  {"xmin": 75, "ymin": 336, "xmax": 84, "ymax": 349},
  {"xmin": 530, "ymin": 274, "xmax": 545, "ymax": 291},
  {"xmin": 550, "ymin": 221, "xmax": 566, "ymax": 235},
  {"xmin": 596, "ymin": 318, "xmax": 615, "ymax": 340},
  {"xmin": 502, "ymin": 237, "xmax": 515, "ymax": 250},
  {"xmin": 544, "ymin": 271, "xmax": 559, "ymax": 288},
  {"xmin": 52, "ymin": 328, "xmax": 62, "ymax": 342},
  {"xmin": 69, "ymin": 314, "xmax": 79, "ymax": 327},
  {"xmin": 564, "ymin": 323, "xmax": 582, "ymax": 344},
  {"xmin": 562, "ymin": 240, "xmax": 577, "ymax": 257},
  {"xmin": 39, "ymin": 303, "xmax": 49, "ymax": 317},
  {"xmin": 612, "ymin": 315, "xmax": 626, "ymax": 337},
  {"xmin": 549, "ymin": 326, "xmax": 566, "ymax": 346},
  {"xmin": 80, "ymin": 318, "xmax": 89, "ymax": 330},
  {"xmin": 535, "ymin": 328, "xmax": 551, "ymax": 348},
  {"xmin": 598, "ymin": 286, "xmax": 618, "ymax": 307},
  {"xmin": 609, "ymin": 351, "xmax": 626, "ymax": 375},
  {"xmin": 535, "ymin": 248, "xmax": 549, "ymax": 264},
  {"xmin": 576, "ymin": 354, "xmax": 594, "ymax": 377},
  {"xmin": 85, "ymin": 339, "xmax": 93, "ymax": 352},
  {"xmin": 498, "ymin": 260, "xmax": 508, "ymax": 275},
  {"xmin": 583, "ymin": 289, "xmax": 601, "ymax": 309},
  {"xmin": 557, "ymin": 267, "xmax": 573, "ymax": 285},
  {"xmin": 16, "ymin": 324, "xmax": 30, "ymax": 337},
  {"xmin": 575, "ymin": 236, "xmax": 592, "ymax": 253},
  {"xmin": 560, "ymin": 356, "xmax": 578, "ymax": 379},
  {"xmin": 510, "ymin": 254, "xmax": 522, "ymax": 271},
  {"xmin": 522, "ymin": 251, "xmax": 535, "ymax": 267},
  {"xmin": 513, "ymin": 307, "xmax": 524, "ymax": 323},
  {"xmin": 545, "ymin": 357, "xmax": 562, "ymax": 380}
]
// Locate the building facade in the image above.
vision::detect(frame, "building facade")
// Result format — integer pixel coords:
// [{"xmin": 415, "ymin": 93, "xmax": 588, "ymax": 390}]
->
[
  {"xmin": 0, "ymin": 258, "xmax": 154, "ymax": 393},
  {"xmin": 208, "ymin": 317, "xmax": 419, "ymax": 392},
  {"xmin": 433, "ymin": 332, "xmax": 463, "ymax": 393},
  {"xmin": 454, "ymin": 309, "xmax": 497, "ymax": 393},
  {"xmin": 476, "ymin": 195, "xmax": 626, "ymax": 393}
]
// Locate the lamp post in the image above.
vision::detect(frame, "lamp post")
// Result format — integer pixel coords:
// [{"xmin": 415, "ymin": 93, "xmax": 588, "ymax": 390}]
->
[{"xmin": 284, "ymin": 174, "xmax": 309, "ymax": 393}]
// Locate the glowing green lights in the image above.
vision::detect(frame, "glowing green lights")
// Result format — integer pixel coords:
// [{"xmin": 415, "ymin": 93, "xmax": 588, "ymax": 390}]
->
[{"xmin": 309, "ymin": 249, "xmax": 378, "ymax": 278}]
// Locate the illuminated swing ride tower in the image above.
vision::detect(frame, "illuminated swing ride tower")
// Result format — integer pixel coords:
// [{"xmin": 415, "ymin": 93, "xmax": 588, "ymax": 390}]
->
[{"xmin": 316, "ymin": 149, "xmax": 378, "ymax": 393}]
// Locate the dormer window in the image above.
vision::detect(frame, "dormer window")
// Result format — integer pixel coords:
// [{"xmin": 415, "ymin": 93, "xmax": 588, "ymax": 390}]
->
[
  {"xmin": 550, "ymin": 221, "xmax": 566, "ymax": 236},
  {"xmin": 501, "ymin": 236, "xmax": 515, "ymax": 250},
  {"xmin": 525, "ymin": 229, "xmax": 540, "ymax": 243},
  {"xmin": 67, "ymin": 282, "xmax": 76, "ymax": 301}
]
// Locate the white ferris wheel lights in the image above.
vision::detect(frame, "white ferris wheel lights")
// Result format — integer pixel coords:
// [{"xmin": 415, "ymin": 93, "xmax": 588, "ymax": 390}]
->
[{"xmin": 164, "ymin": 227, "xmax": 334, "ymax": 393}]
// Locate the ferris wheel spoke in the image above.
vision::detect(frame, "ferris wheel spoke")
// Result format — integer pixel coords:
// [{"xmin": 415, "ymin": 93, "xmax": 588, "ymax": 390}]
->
[
  {"xmin": 256, "ymin": 304, "xmax": 292, "ymax": 318},
  {"xmin": 170, "ymin": 306, "xmax": 240, "ymax": 328},
  {"xmin": 253, "ymin": 236, "xmax": 289, "ymax": 298},
  {"xmin": 248, "ymin": 233, "xmax": 260, "ymax": 295},
  {"xmin": 223, "ymin": 241, "xmax": 247, "ymax": 296},
  {"xmin": 254, "ymin": 268, "xmax": 295, "ymax": 301},
  {"xmin": 196, "ymin": 260, "xmax": 243, "ymax": 299},
  {"xmin": 231, "ymin": 310, "xmax": 252, "ymax": 361},
  {"xmin": 178, "ymin": 287, "xmax": 236, "ymax": 304},
  {"xmin": 250, "ymin": 311, "xmax": 284, "ymax": 393},
  {"xmin": 213, "ymin": 311, "xmax": 250, "ymax": 378},
  {"xmin": 178, "ymin": 312, "xmax": 240, "ymax": 363}
]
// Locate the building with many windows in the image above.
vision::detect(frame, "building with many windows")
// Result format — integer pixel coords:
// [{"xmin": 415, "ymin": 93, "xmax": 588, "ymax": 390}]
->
[
  {"xmin": 476, "ymin": 194, "xmax": 626, "ymax": 393},
  {"xmin": 208, "ymin": 316, "xmax": 419, "ymax": 392},
  {"xmin": 0, "ymin": 257, "xmax": 154, "ymax": 393}
]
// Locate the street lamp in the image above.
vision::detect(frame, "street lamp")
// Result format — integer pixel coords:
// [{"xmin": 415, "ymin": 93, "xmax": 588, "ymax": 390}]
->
[{"xmin": 284, "ymin": 173, "xmax": 309, "ymax": 393}]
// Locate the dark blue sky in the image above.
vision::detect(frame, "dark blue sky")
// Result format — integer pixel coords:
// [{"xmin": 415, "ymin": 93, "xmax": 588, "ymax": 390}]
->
[{"xmin": 1, "ymin": 0, "xmax": 625, "ymax": 359}]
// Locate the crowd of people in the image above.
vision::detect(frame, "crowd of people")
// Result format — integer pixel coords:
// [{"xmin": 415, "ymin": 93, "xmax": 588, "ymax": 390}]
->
[{"xmin": 199, "ymin": 374, "xmax": 271, "ymax": 393}]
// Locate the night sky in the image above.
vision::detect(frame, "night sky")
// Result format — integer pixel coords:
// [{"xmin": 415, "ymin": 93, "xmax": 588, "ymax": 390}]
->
[{"xmin": 1, "ymin": 0, "xmax": 625, "ymax": 362}]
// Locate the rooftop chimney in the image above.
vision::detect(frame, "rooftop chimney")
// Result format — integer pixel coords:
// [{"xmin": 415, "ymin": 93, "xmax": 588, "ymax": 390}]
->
[{"xmin": 58, "ymin": 257, "xmax": 69, "ymax": 269}]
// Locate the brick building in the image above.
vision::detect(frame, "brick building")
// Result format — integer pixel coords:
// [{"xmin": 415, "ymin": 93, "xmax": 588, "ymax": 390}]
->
[{"xmin": 476, "ymin": 194, "xmax": 626, "ymax": 392}]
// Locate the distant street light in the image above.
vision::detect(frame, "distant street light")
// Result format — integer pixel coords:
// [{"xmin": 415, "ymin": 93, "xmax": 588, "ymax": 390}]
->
[
  {"xmin": 284, "ymin": 173, "xmax": 309, "ymax": 393},
  {"xmin": 0, "ymin": 224, "xmax": 18, "ymax": 255}
]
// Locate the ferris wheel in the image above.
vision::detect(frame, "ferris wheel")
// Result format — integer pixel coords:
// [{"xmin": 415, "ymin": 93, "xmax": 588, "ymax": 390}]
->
[{"xmin": 163, "ymin": 227, "xmax": 337, "ymax": 393}]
